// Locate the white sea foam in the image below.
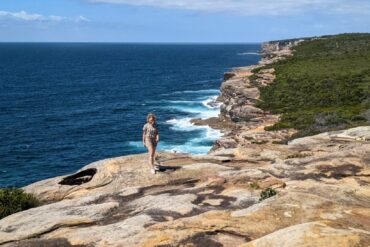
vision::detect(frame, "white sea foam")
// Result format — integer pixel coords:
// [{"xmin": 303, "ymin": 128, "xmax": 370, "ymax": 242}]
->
[
  {"xmin": 166, "ymin": 100, "xmax": 196, "ymax": 103},
  {"xmin": 160, "ymin": 143, "xmax": 211, "ymax": 154},
  {"xmin": 127, "ymin": 135, "xmax": 220, "ymax": 154},
  {"xmin": 134, "ymin": 90, "xmax": 223, "ymax": 154},
  {"xmin": 160, "ymin": 126, "xmax": 221, "ymax": 154},
  {"xmin": 203, "ymin": 127, "xmax": 222, "ymax": 140},
  {"xmin": 166, "ymin": 117, "xmax": 198, "ymax": 131},
  {"xmin": 127, "ymin": 141, "xmax": 145, "ymax": 149},
  {"xmin": 162, "ymin": 93, "xmax": 222, "ymax": 154},
  {"xmin": 162, "ymin": 89, "xmax": 220, "ymax": 96},
  {"xmin": 163, "ymin": 94, "xmax": 220, "ymax": 119},
  {"xmin": 201, "ymin": 95, "xmax": 222, "ymax": 109},
  {"xmin": 180, "ymin": 89, "xmax": 220, "ymax": 94},
  {"xmin": 165, "ymin": 117, "xmax": 221, "ymax": 137},
  {"xmin": 167, "ymin": 105, "xmax": 219, "ymax": 119},
  {"xmin": 237, "ymin": 52, "xmax": 260, "ymax": 55}
]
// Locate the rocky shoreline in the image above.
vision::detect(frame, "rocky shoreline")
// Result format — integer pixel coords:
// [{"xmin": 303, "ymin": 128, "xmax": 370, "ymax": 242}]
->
[
  {"xmin": 1, "ymin": 39, "xmax": 369, "ymax": 247},
  {"xmin": 192, "ymin": 39, "xmax": 303, "ymax": 152}
]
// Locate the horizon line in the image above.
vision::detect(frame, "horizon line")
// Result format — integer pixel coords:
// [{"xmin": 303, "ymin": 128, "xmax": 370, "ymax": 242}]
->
[{"xmin": 0, "ymin": 41, "xmax": 263, "ymax": 45}]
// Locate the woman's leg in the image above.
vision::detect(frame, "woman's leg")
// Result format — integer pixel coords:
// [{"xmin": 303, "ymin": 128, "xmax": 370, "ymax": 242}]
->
[
  {"xmin": 152, "ymin": 143, "xmax": 157, "ymax": 166},
  {"xmin": 147, "ymin": 141, "xmax": 155, "ymax": 167},
  {"xmin": 150, "ymin": 146, "xmax": 155, "ymax": 168}
]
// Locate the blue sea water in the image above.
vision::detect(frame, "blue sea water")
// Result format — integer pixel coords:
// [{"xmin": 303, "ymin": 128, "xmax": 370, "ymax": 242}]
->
[{"xmin": 0, "ymin": 43, "xmax": 261, "ymax": 187}]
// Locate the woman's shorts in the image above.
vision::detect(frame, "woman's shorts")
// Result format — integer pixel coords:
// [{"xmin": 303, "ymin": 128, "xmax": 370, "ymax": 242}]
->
[{"xmin": 145, "ymin": 137, "xmax": 157, "ymax": 149}]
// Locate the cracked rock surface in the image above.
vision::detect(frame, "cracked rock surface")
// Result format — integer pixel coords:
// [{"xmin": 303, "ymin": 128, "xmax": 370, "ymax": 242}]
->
[{"xmin": 1, "ymin": 126, "xmax": 369, "ymax": 247}]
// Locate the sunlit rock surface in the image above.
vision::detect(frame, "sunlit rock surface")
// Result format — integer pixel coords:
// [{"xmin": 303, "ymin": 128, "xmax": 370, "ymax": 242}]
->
[{"xmin": 0, "ymin": 126, "xmax": 369, "ymax": 246}]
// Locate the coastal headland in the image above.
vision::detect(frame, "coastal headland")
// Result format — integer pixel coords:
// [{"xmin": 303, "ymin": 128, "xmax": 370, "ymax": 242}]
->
[{"xmin": 1, "ymin": 34, "xmax": 369, "ymax": 247}]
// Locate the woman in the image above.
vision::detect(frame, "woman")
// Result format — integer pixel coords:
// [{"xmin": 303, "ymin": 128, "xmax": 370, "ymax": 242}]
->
[{"xmin": 142, "ymin": 113, "xmax": 160, "ymax": 174}]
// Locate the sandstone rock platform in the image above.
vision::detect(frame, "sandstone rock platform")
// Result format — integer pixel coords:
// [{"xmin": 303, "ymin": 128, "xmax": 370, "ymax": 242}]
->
[{"xmin": 0, "ymin": 127, "xmax": 369, "ymax": 247}]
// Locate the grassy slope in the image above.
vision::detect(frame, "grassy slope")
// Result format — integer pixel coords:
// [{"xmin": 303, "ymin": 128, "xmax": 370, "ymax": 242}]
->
[{"xmin": 257, "ymin": 33, "xmax": 370, "ymax": 138}]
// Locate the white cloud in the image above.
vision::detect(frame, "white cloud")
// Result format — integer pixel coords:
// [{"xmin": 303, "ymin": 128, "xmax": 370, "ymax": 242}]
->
[
  {"xmin": 0, "ymin": 10, "xmax": 89, "ymax": 22},
  {"xmin": 86, "ymin": 0, "xmax": 370, "ymax": 15}
]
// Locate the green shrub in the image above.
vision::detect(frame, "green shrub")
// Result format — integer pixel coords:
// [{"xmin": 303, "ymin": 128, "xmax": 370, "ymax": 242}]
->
[
  {"xmin": 0, "ymin": 188, "xmax": 39, "ymax": 219},
  {"xmin": 259, "ymin": 188, "xmax": 277, "ymax": 201},
  {"xmin": 249, "ymin": 182, "xmax": 260, "ymax": 189},
  {"xmin": 258, "ymin": 33, "xmax": 370, "ymax": 137},
  {"xmin": 248, "ymin": 73, "xmax": 259, "ymax": 87},
  {"xmin": 285, "ymin": 153, "xmax": 312, "ymax": 159}
]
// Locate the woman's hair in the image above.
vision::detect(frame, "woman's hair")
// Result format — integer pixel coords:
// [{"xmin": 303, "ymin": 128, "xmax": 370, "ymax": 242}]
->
[{"xmin": 147, "ymin": 113, "xmax": 157, "ymax": 122}]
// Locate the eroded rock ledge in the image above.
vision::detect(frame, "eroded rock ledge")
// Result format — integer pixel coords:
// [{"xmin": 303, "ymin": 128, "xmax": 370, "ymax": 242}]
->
[
  {"xmin": 1, "ymin": 40, "xmax": 369, "ymax": 247},
  {"xmin": 0, "ymin": 126, "xmax": 369, "ymax": 247}
]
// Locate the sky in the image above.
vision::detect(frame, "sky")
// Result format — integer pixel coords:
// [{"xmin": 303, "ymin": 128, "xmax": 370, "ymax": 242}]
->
[{"xmin": 0, "ymin": 0, "xmax": 369, "ymax": 42}]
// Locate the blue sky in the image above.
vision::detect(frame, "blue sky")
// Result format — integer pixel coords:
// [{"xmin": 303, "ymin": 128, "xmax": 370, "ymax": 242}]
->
[{"xmin": 0, "ymin": 0, "xmax": 369, "ymax": 42}]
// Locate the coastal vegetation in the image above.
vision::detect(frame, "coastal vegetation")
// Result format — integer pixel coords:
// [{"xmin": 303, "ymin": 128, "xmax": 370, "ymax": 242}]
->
[
  {"xmin": 257, "ymin": 33, "xmax": 370, "ymax": 138},
  {"xmin": 259, "ymin": 188, "xmax": 277, "ymax": 201},
  {"xmin": 0, "ymin": 188, "xmax": 39, "ymax": 219},
  {"xmin": 249, "ymin": 182, "xmax": 260, "ymax": 189}
]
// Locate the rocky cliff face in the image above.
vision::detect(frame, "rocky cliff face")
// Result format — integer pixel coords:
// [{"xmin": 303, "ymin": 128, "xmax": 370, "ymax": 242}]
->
[
  {"xmin": 1, "ymin": 40, "xmax": 369, "ymax": 247},
  {"xmin": 211, "ymin": 40, "xmax": 299, "ymax": 152},
  {"xmin": 219, "ymin": 39, "xmax": 301, "ymax": 122}
]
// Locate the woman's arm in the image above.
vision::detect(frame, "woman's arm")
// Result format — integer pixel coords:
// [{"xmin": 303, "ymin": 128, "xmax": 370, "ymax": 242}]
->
[
  {"xmin": 155, "ymin": 128, "xmax": 159, "ymax": 143},
  {"xmin": 142, "ymin": 126, "xmax": 146, "ymax": 146}
]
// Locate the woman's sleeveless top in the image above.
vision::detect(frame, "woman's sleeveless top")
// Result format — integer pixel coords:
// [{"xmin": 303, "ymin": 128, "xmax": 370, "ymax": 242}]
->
[{"xmin": 143, "ymin": 123, "xmax": 158, "ymax": 139}]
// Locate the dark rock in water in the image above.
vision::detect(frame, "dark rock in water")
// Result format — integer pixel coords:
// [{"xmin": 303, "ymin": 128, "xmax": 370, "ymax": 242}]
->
[
  {"xmin": 59, "ymin": 168, "xmax": 97, "ymax": 186},
  {"xmin": 206, "ymin": 100, "xmax": 220, "ymax": 108},
  {"xmin": 223, "ymin": 72, "xmax": 236, "ymax": 81}
]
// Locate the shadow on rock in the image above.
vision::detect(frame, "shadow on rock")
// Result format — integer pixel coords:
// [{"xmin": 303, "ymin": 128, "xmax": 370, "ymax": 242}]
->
[{"xmin": 59, "ymin": 168, "xmax": 97, "ymax": 186}]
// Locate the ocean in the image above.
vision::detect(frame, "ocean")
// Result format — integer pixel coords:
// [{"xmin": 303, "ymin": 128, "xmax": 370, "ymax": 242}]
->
[{"xmin": 0, "ymin": 43, "xmax": 261, "ymax": 187}]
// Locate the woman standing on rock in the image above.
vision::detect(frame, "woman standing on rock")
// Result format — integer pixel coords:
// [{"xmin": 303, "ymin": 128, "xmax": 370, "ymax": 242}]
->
[{"xmin": 143, "ymin": 113, "xmax": 160, "ymax": 174}]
